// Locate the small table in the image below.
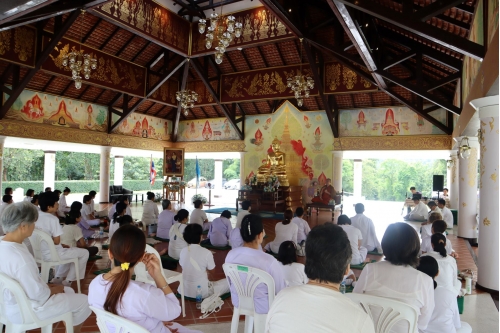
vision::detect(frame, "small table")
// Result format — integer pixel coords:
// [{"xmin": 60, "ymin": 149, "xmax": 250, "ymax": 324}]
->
[
  {"xmin": 135, "ymin": 193, "xmax": 144, "ymax": 204},
  {"xmin": 306, "ymin": 203, "xmax": 342, "ymax": 222}
]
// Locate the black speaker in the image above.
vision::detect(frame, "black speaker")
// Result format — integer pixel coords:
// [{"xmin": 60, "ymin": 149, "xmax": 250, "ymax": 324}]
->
[{"xmin": 433, "ymin": 175, "xmax": 444, "ymax": 191}]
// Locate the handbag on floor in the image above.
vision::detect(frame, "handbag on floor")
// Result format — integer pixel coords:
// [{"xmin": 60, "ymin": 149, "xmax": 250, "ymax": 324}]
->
[
  {"xmin": 200, "ymin": 293, "xmax": 224, "ymax": 319},
  {"xmin": 296, "ymin": 241, "xmax": 306, "ymax": 257}
]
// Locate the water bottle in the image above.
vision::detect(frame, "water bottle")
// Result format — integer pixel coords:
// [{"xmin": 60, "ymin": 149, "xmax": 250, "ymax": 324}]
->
[
  {"xmin": 340, "ymin": 281, "xmax": 346, "ymax": 294},
  {"xmin": 196, "ymin": 285, "xmax": 202, "ymax": 309}
]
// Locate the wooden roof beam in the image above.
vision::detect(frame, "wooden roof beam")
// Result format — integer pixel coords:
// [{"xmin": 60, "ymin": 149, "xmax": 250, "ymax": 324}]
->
[{"xmin": 172, "ymin": 61, "xmax": 190, "ymax": 142}]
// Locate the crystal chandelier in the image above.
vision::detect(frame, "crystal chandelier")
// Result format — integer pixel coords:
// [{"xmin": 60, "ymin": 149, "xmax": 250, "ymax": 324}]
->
[
  {"xmin": 287, "ymin": 39, "xmax": 314, "ymax": 107},
  {"xmin": 176, "ymin": 90, "xmax": 198, "ymax": 116},
  {"xmin": 197, "ymin": 5, "xmax": 242, "ymax": 65},
  {"xmin": 62, "ymin": 10, "xmax": 97, "ymax": 89}
]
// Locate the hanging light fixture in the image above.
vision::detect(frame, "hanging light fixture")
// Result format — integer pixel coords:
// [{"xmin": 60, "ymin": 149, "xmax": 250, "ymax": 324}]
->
[
  {"xmin": 176, "ymin": 90, "xmax": 198, "ymax": 116},
  {"xmin": 446, "ymin": 155, "xmax": 455, "ymax": 169},
  {"xmin": 287, "ymin": 38, "xmax": 314, "ymax": 107},
  {"xmin": 459, "ymin": 136, "xmax": 471, "ymax": 159},
  {"xmin": 197, "ymin": 3, "xmax": 242, "ymax": 64},
  {"xmin": 62, "ymin": 10, "xmax": 97, "ymax": 89}
]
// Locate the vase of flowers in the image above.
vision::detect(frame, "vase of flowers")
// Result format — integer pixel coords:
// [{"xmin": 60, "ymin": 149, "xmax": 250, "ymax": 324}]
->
[{"xmin": 191, "ymin": 193, "xmax": 208, "ymax": 204}]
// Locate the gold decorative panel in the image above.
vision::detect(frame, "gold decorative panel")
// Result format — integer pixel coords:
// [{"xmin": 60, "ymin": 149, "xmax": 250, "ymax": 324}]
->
[
  {"xmin": 0, "ymin": 26, "xmax": 36, "ymax": 67},
  {"xmin": 175, "ymin": 140, "xmax": 246, "ymax": 152},
  {"xmin": 324, "ymin": 61, "xmax": 378, "ymax": 94},
  {"xmin": 333, "ymin": 135, "xmax": 453, "ymax": 150}
]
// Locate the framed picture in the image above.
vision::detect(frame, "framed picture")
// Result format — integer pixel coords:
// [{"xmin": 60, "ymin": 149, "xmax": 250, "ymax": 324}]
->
[{"xmin": 163, "ymin": 148, "xmax": 185, "ymax": 177}]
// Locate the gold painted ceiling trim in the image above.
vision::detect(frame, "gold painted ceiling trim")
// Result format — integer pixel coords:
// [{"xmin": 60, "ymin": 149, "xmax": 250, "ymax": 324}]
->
[{"xmin": 334, "ymin": 135, "xmax": 453, "ymax": 150}]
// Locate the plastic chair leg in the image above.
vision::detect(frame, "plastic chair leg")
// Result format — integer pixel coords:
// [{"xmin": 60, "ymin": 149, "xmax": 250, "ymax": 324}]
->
[
  {"xmin": 254, "ymin": 314, "xmax": 267, "ymax": 333},
  {"xmin": 230, "ymin": 309, "xmax": 240, "ymax": 333},
  {"xmin": 244, "ymin": 315, "xmax": 254, "ymax": 333},
  {"xmin": 179, "ymin": 279, "xmax": 185, "ymax": 317},
  {"xmin": 41, "ymin": 324, "xmax": 53, "ymax": 333},
  {"xmin": 40, "ymin": 263, "xmax": 51, "ymax": 284}
]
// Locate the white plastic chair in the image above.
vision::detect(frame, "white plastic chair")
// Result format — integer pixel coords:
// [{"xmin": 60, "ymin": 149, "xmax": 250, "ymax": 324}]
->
[
  {"xmin": 134, "ymin": 244, "xmax": 186, "ymax": 317},
  {"xmin": 345, "ymin": 293, "xmax": 419, "ymax": 333},
  {"xmin": 89, "ymin": 306, "xmax": 149, "ymax": 333},
  {"xmin": 222, "ymin": 263, "xmax": 275, "ymax": 333},
  {"xmin": 0, "ymin": 272, "xmax": 74, "ymax": 333},
  {"xmin": 29, "ymin": 229, "xmax": 81, "ymax": 293}
]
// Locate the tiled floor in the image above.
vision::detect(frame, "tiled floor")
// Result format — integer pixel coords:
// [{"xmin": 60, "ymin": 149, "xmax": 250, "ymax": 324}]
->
[{"xmin": 25, "ymin": 199, "xmax": 494, "ymax": 332}]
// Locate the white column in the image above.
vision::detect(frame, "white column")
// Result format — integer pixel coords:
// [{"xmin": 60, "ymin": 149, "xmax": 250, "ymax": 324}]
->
[
  {"xmin": 99, "ymin": 146, "xmax": 111, "ymax": 203},
  {"xmin": 114, "ymin": 155, "xmax": 124, "ymax": 186},
  {"xmin": 43, "ymin": 151, "xmax": 56, "ymax": 192},
  {"xmin": 333, "ymin": 151, "xmax": 343, "ymax": 191},
  {"xmin": 456, "ymin": 137, "xmax": 479, "ymax": 239},
  {"xmin": 449, "ymin": 151, "xmax": 459, "ymax": 209},
  {"xmin": 214, "ymin": 159, "xmax": 223, "ymax": 189},
  {"xmin": 471, "ymin": 95, "xmax": 499, "ymax": 291},
  {"xmin": 353, "ymin": 159, "xmax": 362, "ymax": 199},
  {"xmin": 0, "ymin": 136, "xmax": 6, "ymax": 193},
  {"xmin": 240, "ymin": 152, "xmax": 246, "ymax": 184}
]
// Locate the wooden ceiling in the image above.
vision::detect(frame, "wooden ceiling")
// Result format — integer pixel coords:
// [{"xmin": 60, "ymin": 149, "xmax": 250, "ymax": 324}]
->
[{"xmin": 0, "ymin": 0, "xmax": 484, "ymax": 139}]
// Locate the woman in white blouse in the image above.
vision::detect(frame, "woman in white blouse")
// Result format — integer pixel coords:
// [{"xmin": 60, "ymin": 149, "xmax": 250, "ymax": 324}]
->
[
  {"xmin": 57, "ymin": 187, "xmax": 71, "ymax": 217},
  {"xmin": 24, "ymin": 189, "xmax": 35, "ymax": 202},
  {"xmin": 353, "ymin": 222, "xmax": 435, "ymax": 333},
  {"xmin": 265, "ymin": 209, "xmax": 298, "ymax": 254},
  {"xmin": 0, "ymin": 201, "xmax": 91, "ymax": 332},
  {"xmin": 88, "ymin": 224, "xmax": 201, "ymax": 333},
  {"xmin": 142, "ymin": 192, "xmax": 159, "ymax": 226},
  {"xmin": 422, "ymin": 233, "xmax": 461, "ymax": 295},
  {"xmin": 168, "ymin": 209, "xmax": 189, "ymax": 260},
  {"xmin": 277, "ymin": 240, "xmax": 308, "ymax": 287}
]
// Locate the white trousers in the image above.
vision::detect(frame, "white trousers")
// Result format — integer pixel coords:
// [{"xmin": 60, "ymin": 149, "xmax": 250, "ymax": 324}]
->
[
  {"xmin": 55, "ymin": 247, "xmax": 89, "ymax": 281},
  {"xmin": 87, "ymin": 218, "xmax": 101, "ymax": 226},
  {"xmin": 208, "ymin": 278, "xmax": 230, "ymax": 297},
  {"xmin": 457, "ymin": 321, "xmax": 472, "ymax": 333},
  {"xmin": 351, "ymin": 246, "xmax": 368, "ymax": 265}
]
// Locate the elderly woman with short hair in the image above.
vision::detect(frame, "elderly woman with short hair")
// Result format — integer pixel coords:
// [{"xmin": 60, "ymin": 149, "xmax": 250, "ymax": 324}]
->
[{"xmin": 0, "ymin": 201, "xmax": 91, "ymax": 332}]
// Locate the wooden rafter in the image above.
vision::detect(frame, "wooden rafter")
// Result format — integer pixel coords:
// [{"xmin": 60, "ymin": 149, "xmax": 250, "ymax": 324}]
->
[{"xmin": 172, "ymin": 61, "xmax": 190, "ymax": 142}]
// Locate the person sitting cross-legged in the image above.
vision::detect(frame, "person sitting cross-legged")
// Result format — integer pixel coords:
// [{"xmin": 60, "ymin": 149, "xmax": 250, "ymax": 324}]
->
[
  {"xmin": 202, "ymin": 210, "xmax": 232, "ymax": 247},
  {"xmin": 179, "ymin": 224, "xmax": 230, "ymax": 299},
  {"xmin": 62, "ymin": 210, "xmax": 99, "ymax": 258},
  {"xmin": 265, "ymin": 209, "xmax": 298, "ymax": 254},
  {"xmin": 291, "ymin": 206, "xmax": 310, "ymax": 246},
  {"xmin": 157, "ymin": 199, "xmax": 175, "ymax": 240},
  {"xmin": 350, "ymin": 203, "xmax": 381, "ymax": 253},
  {"xmin": 108, "ymin": 202, "xmax": 127, "ymax": 240},
  {"xmin": 168, "ymin": 209, "xmax": 189, "ymax": 260},
  {"xmin": 277, "ymin": 240, "xmax": 308, "ymax": 287},
  {"xmin": 0, "ymin": 201, "xmax": 91, "ymax": 333},
  {"xmin": 337, "ymin": 214, "xmax": 368, "ymax": 265},
  {"xmin": 142, "ymin": 192, "xmax": 159, "ymax": 226},
  {"xmin": 189, "ymin": 199, "xmax": 211, "ymax": 231},
  {"xmin": 266, "ymin": 223, "xmax": 375, "ymax": 333},
  {"xmin": 81, "ymin": 195, "xmax": 101, "ymax": 226},
  {"xmin": 236, "ymin": 200, "xmax": 251, "ymax": 228}
]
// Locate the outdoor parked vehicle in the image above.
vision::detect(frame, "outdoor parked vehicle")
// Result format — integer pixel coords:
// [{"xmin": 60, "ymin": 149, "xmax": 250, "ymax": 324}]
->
[
  {"xmin": 187, "ymin": 177, "xmax": 208, "ymax": 188},
  {"xmin": 207, "ymin": 178, "xmax": 227, "ymax": 188},
  {"xmin": 224, "ymin": 179, "xmax": 240, "ymax": 190}
]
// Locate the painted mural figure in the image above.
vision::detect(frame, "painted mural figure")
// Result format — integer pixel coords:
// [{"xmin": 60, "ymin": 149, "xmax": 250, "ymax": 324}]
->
[
  {"xmin": 381, "ymin": 108, "xmax": 400, "ymax": 135},
  {"xmin": 202, "ymin": 120, "xmax": 213, "ymax": 140},
  {"xmin": 357, "ymin": 110, "xmax": 367, "ymax": 129}
]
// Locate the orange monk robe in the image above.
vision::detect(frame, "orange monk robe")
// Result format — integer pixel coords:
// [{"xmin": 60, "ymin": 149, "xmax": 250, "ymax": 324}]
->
[{"xmin": 312, "ymin": 185, "xmax": 335, "ymax": 205}]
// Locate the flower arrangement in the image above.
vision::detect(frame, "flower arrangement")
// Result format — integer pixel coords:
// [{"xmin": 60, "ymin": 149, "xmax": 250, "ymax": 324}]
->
[
  {"xmin": 263, "ymin": 174, "xmax": 280, "ymax": 192},
  {"xmin": 250, "ymin": 175, "xmax": 257, "ymax": 185},
  {"xmin": 192, "ymin": 193, "xmax": 208, "ymax": 204},
  {"xmin": 154, "ymin": 192, "xmax": 163, "ymax": 202},
  {"xmin": 241, "ymin": 184, "xmax": 253, "ymax": 190},
  {"xmin": 163, "ymin": 179, "xmax": 187, "ymax": 191}
]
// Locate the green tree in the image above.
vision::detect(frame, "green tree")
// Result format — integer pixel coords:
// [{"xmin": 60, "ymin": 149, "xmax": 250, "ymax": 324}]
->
[
  {"xmin": 223, "ymin": 159, "xmax": 240, "ymax": 180},
  {"xmin": 342, "ymin": 159, "xmax": 354, "ymax": 193},
  {"xmin": 3, "ymin": 148, "xmax": 44, "ymax": 181}
]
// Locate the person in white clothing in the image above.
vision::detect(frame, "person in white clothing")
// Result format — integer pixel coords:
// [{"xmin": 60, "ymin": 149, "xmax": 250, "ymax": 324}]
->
[
  {"xmin": 108, "ymin": 195, "xmax": 132, "ymax": 220},
  {"xmin": 421, "ymin": 211, "xmax": 443, "ymax": 239},
  {"xmin": 265, "ymin": 209, "xmax": 298, "ymax": 254},
  {"xmin": 89, "ymin": 190, "xmax": 107, "ymax": 218},
  {"xmin": 236, "ymin": 200, "xmax": 251, "ymax": 228},
  {"xmin": 62, "ymin": 210, "xmax": 99, "ymax": 257},
  {"xmin": 108, "ymin": 202, "xmax": 127, "ymax": 239},
  {"xmin": 337, "ymin": 214, "xmax": 368, "ymax": 265},
  {"xmin": 276, "ymin": 241, "xmax": 308, "ymax": 287},
  {"xmin": 35, "ymin": 192, "xmax": 89, "ymax": 287},
  {"xmin": 225, "ymin": 214, "xmax": 286, "ymax": 314},
  {"xmin": 354, "ymin": 223, "xmax": 435, "ymax": 333},
  {"xmin": 24, "ymin": 189, "xmax": 35, "ymax": 202},
  {"xmin": 203, "ymin": 210, "xmax": 232, "ymax": 247},
  {"xmin": 142, "ymin": 192, "xmax": 159, "ymax": 226},
  {"xmin": 168, "ymin": 209, "xmax": 189, "ymax": 260},
  {"xmin": 57, "ymin": 187, "xmax": 71, "ymax": 218},
  {"xmin": 350, "ymin": 203, "xmax": 381, "ymax": 252},
  {"xmin": 157, "ymin": 199, "xmax": 175, "ymax": 239},
  {"xmin": 442, "ymin": 188, "xmax": 449, "ymax": 199},
  {"xmin": 190, "ymin": 199, "xmax": 211, "ymax": 231},
  {"xmin": 421, "ymin": 234, "xmax": 461, "ymax": 295},
  {"xmin": 31, "ymin": 194, "xmax": 40, "ymax": 210},
  {"xmin": 81, "ymin": 195, "xmax": 101, "ymax": 226},
  {"xmin": 405, "ymin": 196, "xmax": 429, "ymax": 221},
  {"xmin": 421, "ymin": 220, "xmax": 458, "ymax": 258},
  {"xmin": 179, "ymin": 224, "xmax": 230, "ymax": 298},
  {"xmin": 0, "ymin": 201, "xmax": 91, "ymax": 332},
  {"xmin": 291, "ymin": 207, "xmax": 310, "ymax": 245},
  {"xmin": 266, "ymin": 223, "xmax": 376, "ymax": 333},
  {"xmin": 427, "ymin": 201, "xmax": 441, "ymax": 218},
  {"xmin": 437, "ymin": 199, "xmax": 454, "ymax": 228},
  {"xmin": 88, "ymin": 225, "xmax": 202, "ymax": 333},
  {"xmin": 417, "ymin": 256, "xmax": 472, "ymax": 333},
  {"xmin": 0, "ymin": 194, "xmax": 13, "ymax": 218}
]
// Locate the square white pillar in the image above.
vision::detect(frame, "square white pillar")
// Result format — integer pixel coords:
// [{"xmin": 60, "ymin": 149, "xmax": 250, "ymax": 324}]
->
[
  {"xmin": 114, "ymin": 155, "xmax": 124, "ymax": 186},
  {"xmin": 43, "ymin": 150, "xmax": 56, "ymax": 192}
]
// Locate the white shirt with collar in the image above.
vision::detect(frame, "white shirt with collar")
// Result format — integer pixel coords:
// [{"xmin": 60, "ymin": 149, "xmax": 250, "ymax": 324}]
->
[
  {"xmin": 190, "ymin": 208, "xmax": 208, "ymax": 227},
  {"xmin": 179, "ymin": 244, "xmax": 215, "ymax": 298},
  {"xmin": 350, "ymin": 213, "xmax": 381, "ymax": 251},
  {"xmin": 421, "ymin": 251, "xmax": 461, "ymax": 295},
  {"xmin": 141, "ymin": 200, "xmax": 159, "ymax": 226},
  {"xmin": 410, "ymin": 201, "xmax": 429, "ymax": 219},
  {"xmin": 440, "ymin": 206, "xmax": 454, "ymax": 228}
]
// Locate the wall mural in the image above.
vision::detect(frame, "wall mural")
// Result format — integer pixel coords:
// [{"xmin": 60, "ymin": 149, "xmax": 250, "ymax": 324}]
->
[
  {"xmin": 177, "ymin": 117, "xmax": 241, "ymax": 141},
  {"xmin": 338, "ymin": 107, "xmax": 447, "ymax": 137},
  {"xmin": 111, "ymin": 113, "xmax": 171, "ymax": 140},
  {"xmin": 0, "ymin": 26, "xmax": 36, "ymax": 68},
  {"xmin": 244, "ymin": 100, "xmax": 332, "ymax": 187},
  {"xmin": 4, "ymin": 89, "xmax": 108, "ymax": 131}
]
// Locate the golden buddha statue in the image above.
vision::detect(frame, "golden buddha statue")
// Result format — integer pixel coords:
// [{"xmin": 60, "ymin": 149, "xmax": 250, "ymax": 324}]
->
[{"xmin": 257, "ymin": 137, "xmax": 289, "ymax": 186}]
